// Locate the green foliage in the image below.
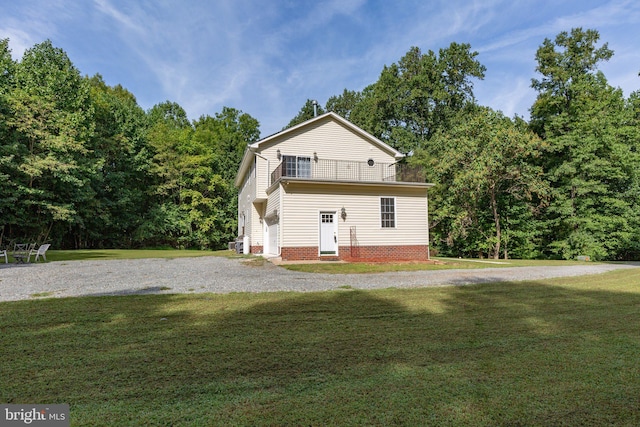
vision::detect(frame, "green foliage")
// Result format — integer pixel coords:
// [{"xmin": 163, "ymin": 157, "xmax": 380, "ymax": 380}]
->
[
  {"xmin": 143, "ymin": 105, "xmax": 260, "ymax": 249},
  {"xmin": 418, "ymin": 107, "xmax": 548, "ymax": 258},
  {"xmin": 2, "ymin": 30, "xmax": 638, "ymax": 259},
  {"xmin": 0, "ymin": 38, "xmax": 14, "ymax": 93},
  {"xmin": 284, "ymin": 99, "xmax": 325, "ymax": 129},
  {"xmin": 350, "ymin": 43, "xmax": 486, "ymax": 153},
  {"xmin": 79, "ymin": 74, "xmax": 152, "ymax": 248},
  {"xmin": 0, "ymin": 39, "xmax": 17, "ymax": 237},
  {"xmin": 325, "ymin": 88, "xmax": 362, "ymax": 120},
  {"xmin": 148, "ymin": 100, "xmax": 191, "ymax": 129},
  {"xmin": 2, "ymin": 40, "xmax": 94, "ymax": 244},
  {"xmin": 531, "ymin": 28, "xmax": 639, "ymax": 260},
  {"xmin": 0, "ymin": 39, "xmax": 259, "ymax": 250},
  {"xmin": 531, "ymin": 28, "xmax": 613, "ymax": 137}
]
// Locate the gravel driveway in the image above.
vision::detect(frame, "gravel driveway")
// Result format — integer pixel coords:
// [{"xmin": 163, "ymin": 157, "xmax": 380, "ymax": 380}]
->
[{"xmin": 1, "ymin": 257, "xmax": 638, "ymax": 302}]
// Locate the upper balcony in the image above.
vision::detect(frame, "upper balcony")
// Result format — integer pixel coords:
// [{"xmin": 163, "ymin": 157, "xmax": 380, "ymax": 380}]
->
[{"xmin": 270, "ymin": 158, "xmax": 425, "ymax": 185}]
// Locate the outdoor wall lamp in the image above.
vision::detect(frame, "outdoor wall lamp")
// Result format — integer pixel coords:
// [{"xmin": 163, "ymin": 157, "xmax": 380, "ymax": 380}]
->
[
  {"xmin": 341, "ymin": 207, "xmax": 347, "ymax": 221},
  {"xmin": 277, "ymin": 149, "xmax": 281, "ymax": 160},
  {"xmin": 313, "ymin": 152, "xmax": 318, "ymax": 162}
]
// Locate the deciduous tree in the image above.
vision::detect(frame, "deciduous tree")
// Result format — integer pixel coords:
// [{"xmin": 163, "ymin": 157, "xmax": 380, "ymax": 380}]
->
[
  {"xmin": 5, "ymin": 40, "xmax": 94, "ymax": 244},
  {"xmin": 284, "ymin": 99, "xmax": 325, "ymax": 129},
  {"xmin": 531, "ymin": 28, "xmax": 638, "ymax": 259},
  {"xmin": 79, "ymin": 74, "xmax": 151, "ymax": 248},
  {"xmin": 351, "ymin": 43, "xmax": 486, "ymax": 153},
  {"xmin": 325, "ymin": 89, "xmax": 362, "ymax": 121},
  {"xmin": 417, "ymin": 108, "xmax": 547, "ymax": 258}
]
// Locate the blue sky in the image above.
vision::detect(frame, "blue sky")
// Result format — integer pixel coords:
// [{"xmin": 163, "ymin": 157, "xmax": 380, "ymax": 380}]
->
[{"xmin": 1, "ymin": 0, "xmax": 639, "ymax": 136}]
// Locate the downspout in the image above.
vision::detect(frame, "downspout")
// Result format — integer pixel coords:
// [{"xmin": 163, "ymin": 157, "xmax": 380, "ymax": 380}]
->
[
  {"xmin": 278, "ymin": 183, "xmax": 283, "ymax": 257},
  {"xmin": 426, "ymin": 188, "xmax": 430, "ymax": 260}
]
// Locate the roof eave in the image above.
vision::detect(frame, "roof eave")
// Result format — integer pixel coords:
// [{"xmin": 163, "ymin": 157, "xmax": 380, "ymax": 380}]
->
[
  {"xmin": 250, "ymin": 112, "xmax": 405, "ymax": 158},
  {"xmin": 234, "ymin": 147, "xmax": 254, "ymax": 188}
]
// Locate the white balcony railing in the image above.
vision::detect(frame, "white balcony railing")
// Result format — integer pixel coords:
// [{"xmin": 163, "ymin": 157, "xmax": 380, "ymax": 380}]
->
[{"xmin": 270, "ymin": 159, "xmax": 425, "ymax": 185}]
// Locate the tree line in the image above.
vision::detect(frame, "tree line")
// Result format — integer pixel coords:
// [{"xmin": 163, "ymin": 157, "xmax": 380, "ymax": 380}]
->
[
  {"xmin": 290, "ymin": 28, "xmax": 640, "ymax": 261},
  {"xmin": 1, "ymin": 28, "xmax": 639, "ymax": 259},
  {"xmin": 0, "ymin": 39, "xmax": 259, "ymax": 250}
]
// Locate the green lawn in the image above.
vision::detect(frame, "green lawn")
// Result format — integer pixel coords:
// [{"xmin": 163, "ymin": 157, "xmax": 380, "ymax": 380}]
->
[
  {"xmin": 1, "ymin": 269, "xmax": 639, "ymax": 425},
  {"xmin": 282, "ymin": 256, "xmax": 601, "ymax": 273}
]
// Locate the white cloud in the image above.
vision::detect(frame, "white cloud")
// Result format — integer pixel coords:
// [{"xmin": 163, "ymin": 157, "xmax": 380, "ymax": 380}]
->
[
  {"xmin": 0, "ymin": 26, "xmax": 36, "ymax": 59},
  {"xmin": 287, "ymin": 0, "xmax": 367, "ymax": 35},
  {"xmin": 3, "ymin": 0, "xmax": 639, "ymax": 135},
  {"xmin": 0, "ymin": 2, "xmax": 63, "ymax": 59},
  {"xmin": 93, "ymin": 0, "xmax": 145, "ymax": 35},
  {"xmin": 478, "ymin": 76, "xmax": 535, "ymax": 118},
  {"xmin": 478, "ymin": 0, "xmax": 640, "ymax": 54}
]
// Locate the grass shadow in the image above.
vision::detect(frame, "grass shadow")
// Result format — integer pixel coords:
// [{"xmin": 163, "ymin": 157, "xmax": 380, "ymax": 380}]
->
[{"xmin": 1, "ymin": 273, "xmax": 639, "ymax": 425}]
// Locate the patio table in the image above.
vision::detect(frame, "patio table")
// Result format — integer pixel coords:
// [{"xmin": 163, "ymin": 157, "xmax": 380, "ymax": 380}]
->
[{"xmin": 12, "ymin": 243, "xmax": 33, "ymax": 264}]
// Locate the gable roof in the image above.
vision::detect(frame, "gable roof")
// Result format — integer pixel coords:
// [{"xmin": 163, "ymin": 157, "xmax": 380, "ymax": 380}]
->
[{"xmin": 235, "ymin": 112, "xmax": 404, "ymax": 187}]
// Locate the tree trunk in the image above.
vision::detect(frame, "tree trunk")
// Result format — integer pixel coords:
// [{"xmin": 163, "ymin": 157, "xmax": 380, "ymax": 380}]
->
[{"xmin": 491, "ymin": 185, "xmax": 501, "ymax": 260}]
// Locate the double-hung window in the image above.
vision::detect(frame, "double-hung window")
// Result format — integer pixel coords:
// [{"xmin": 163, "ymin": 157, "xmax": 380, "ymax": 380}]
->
[
  {"xmin": 380, "ymin": 197, "xmax": 396, "ymax": 228},
  {"xmin": 282, "ymin": 155, "xmax": 311, "ymax": 178}
]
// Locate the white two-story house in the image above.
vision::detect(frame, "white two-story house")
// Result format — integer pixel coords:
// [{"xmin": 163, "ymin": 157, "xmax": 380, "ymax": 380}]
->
[{"xmin": 235, "ymin": 112, "xmax": 433, "ymax": 261}]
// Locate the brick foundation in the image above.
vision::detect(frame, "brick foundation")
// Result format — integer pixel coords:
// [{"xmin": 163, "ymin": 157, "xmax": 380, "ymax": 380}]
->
[
  {"xmin": 280, "ymin": 245, "xmax": 430, "ymax": 262},
  {"xmin": 250, "ymin": 245, "xmax": 263, "ymax": 254},
  {"xmin": 280, "ymin": 246, "xmax": 318, "ymax": 261},
  {"xmin": 343, "ymin": 245, "xmax": 430, "ymax": 261}
]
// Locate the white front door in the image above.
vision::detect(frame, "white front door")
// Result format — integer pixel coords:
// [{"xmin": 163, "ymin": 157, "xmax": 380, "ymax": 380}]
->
[{"xmin": 319, "ymin": 212, "xmax": 337, "ymax": 255}]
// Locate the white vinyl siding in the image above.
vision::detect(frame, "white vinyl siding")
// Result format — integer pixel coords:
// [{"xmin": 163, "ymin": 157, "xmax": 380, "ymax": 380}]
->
[
  {"xmin": 264, "ymin": 185, "xmax": 281, "ymax": 254},
  {"xmin": 237, "ymin": 161, "xmax": 255, "ymax": 237},
  {"xmin": 265, "ymin": 185, "xmax": 281, "ymax": 222},
  {"xmin": 261, "ymin": 118, "xmax": 397, "ymax": 173},
  {"xmin": 255, "ymin": 155, "xmax": 269, "ymax": 199},
  {"xmin": 236, "ymin": 114, "xmax": 431, "ymax": 254},
  {"xmin": 280, "ymin": 182, "xmax": 428, "ymax": 248}
]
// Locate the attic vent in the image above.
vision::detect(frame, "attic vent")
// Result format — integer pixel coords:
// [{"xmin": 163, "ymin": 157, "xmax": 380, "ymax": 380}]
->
[{"xmin": 367, "ymin": 159, "xmax": 375, "ymax": 167}]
